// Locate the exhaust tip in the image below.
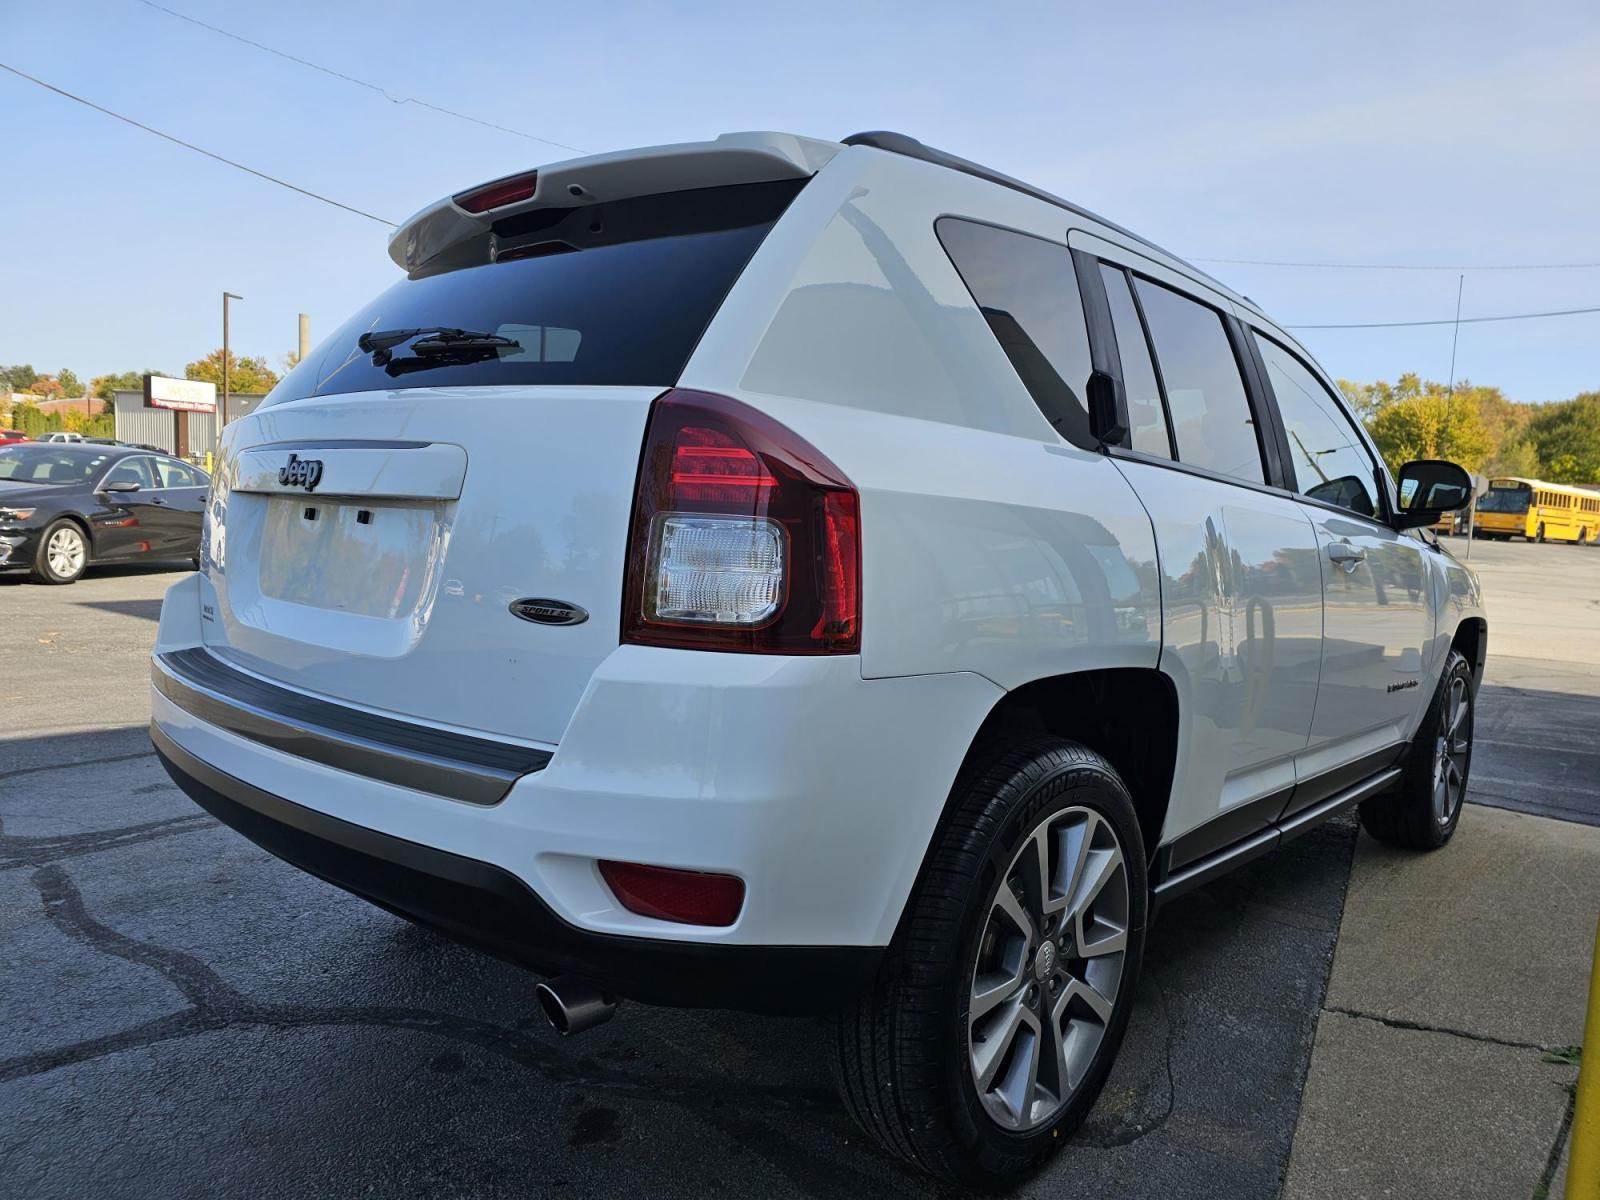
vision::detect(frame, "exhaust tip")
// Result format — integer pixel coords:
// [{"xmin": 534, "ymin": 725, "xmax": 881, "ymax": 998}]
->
[{"xmin": 535, "ymin": 977, "xmax": 618, "ymax": 1036}]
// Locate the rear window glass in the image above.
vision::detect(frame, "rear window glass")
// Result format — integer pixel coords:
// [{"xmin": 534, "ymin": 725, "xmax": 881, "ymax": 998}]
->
[
  {"xmin": 263, "ymin": 180, "xmax": 803, "ymax": 407},
  {"xmin": 935, "ymin": 218, "xmax": 1094, "ymax": 447}
]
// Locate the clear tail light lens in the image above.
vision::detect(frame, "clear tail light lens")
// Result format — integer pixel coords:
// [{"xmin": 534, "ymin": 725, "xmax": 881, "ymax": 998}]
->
[
  {"xmin": 623, "ymin": 389, "xmax": 861, "ymax": 653},
  {"xmin": 649, "ymin": 515, "xmax": 784, "ymax": 625}
]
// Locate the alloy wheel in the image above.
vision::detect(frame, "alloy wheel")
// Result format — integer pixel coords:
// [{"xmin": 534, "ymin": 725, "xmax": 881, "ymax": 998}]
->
[
  {"xmin": 967, "ymin": 806, "xmax": 1130, "ymax": 1132},
  {"xmin": 1432, "ymin": 675, "xmax": 1471, "ymax": 826},
  {"xmin": 46, "ymin": 526, "xmax": 86, "ymax": 578}
]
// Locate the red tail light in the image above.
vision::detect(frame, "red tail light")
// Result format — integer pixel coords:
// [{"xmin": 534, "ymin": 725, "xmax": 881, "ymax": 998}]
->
[
  {"xmin": 453, "ymin": 170, "xmax": 539, "ymax": 213},
  {"xmin": 622, "ymin": 389, "xmax": 861, "ymax": 654},
  {"xmin": 599, "ymin": 860, "xmax": 745, "ymax": 927}
]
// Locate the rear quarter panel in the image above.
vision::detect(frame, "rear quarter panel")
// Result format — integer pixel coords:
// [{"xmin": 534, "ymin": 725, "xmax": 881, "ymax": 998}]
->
[{"xmin": 680, "ymin": 147, "xmax": 1161, "ymax": 685}]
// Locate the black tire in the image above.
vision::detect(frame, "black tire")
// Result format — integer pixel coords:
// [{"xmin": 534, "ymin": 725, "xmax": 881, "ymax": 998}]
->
[
  {"xmin": 832, "ymin": 736, "xmax": 1148, "ymax": 1190},
  {"xmin": 1359, "ymin": 649, "xmax": 1474, "ymax": 850},
  {"xmin": 29, "ymin": 518, "xmax": 89, "ymax": 584},
  {"xmin": 1536, "ymin": 523, "xmax": 1545, "ymax": 543}
]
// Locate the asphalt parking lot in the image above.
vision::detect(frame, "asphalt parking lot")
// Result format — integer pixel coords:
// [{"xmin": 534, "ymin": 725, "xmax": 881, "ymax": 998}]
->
[{"xmin": 2, "ymin": 537, "xmax": 1596, "ymax": 1198}]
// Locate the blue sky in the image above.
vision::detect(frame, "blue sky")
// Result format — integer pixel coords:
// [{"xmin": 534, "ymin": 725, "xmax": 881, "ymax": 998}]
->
[{"xmin": 3, "ymin": 0, "xmax": 1598, "ymax": 402}]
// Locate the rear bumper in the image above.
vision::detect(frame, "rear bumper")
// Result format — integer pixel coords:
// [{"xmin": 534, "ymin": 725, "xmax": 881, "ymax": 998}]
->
[
  {"xmin": 152, "ymin": 571, "xmax": 1004, "ymax": 981},
  {"xmin": 153, "ymin": 723, "xmax": 880, "ymax": 1014}
]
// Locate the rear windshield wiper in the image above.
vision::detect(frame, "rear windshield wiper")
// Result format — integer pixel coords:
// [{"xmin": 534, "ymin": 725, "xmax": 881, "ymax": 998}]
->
[{"xmin": 357, "ymin": 327, "xmax": 521, "ymax": 367}]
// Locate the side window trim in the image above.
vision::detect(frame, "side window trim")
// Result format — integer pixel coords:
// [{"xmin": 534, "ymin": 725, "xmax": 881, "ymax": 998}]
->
[
  {"xmin": 1225, "ymin": 314, "xmax": 1290, "ymax": 491},
  {"xmin": 1068, "ymin": 247, "xmax": 1130, "ymax": 449}
]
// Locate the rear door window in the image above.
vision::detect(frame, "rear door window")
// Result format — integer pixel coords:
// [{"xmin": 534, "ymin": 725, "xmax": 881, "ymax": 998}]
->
[
  {"xmin": 936, "ymin": 218, "xmax": 1095, "ymax": 447},
  {"xmin": 1098, "ymin": 265, "xmax": 1172, "ymax": 458},
  {"xmin": 264, "ymin": 180, "xmax": 803, "ymax": 406},
  {"xmin": 1133, "ymin": 278, "xmax": 1265, "ymax": 485},
  {"xmin": 155, "ymin": 459, "xmax": 207, "ymax": 489},
  {"xmin": 1253, "ymin": 333, "xmax": 1379, "ymax": 518}
]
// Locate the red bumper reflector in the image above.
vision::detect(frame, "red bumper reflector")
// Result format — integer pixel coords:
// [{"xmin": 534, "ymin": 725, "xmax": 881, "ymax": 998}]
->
[{"xmin": 599, "ymin": 860, "xmax": 745, "ymax": 927}]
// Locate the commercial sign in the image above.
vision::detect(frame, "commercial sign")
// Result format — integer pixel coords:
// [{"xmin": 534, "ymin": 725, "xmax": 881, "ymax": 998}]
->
[{"xmin": 144, "ymin": 375, "xmax": 217, "ymax": 412}]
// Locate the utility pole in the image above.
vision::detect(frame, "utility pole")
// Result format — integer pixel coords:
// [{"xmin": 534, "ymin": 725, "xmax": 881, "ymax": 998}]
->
[
  {"xmin": 298, "ymin": 313, "xmax": 310, "ymax": 365},
  {"xmin": 222, "ymin": 292, "xmax": 242, "ymax": 458}
]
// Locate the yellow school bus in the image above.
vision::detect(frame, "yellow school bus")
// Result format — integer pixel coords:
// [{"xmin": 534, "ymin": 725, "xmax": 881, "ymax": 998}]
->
[{"xmin": 1473, "ymin": 477, "xmax": 1600, "ymax": 543}]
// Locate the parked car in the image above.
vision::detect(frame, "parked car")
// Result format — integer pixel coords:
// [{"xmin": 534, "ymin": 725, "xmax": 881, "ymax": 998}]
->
[
  {"xmin": 148, "ymin": 130, "xmax": 1485, "ymax": 1188},
  {"xmin": 36, "ymin": 430, "xmax": 86, "ymax": 444},
  {"xmin": 0, "ymin": 443, "xmax": 210, "ymax": 583},
  {"xmin": 0, "ymin": 429, "xmax": 28, "ymax": 444}
]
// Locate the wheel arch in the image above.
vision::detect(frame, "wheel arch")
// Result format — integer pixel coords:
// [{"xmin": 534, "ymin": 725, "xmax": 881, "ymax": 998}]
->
[
  {"xmin": 43, "ymin": 510, "xmax": 96, "ymax": 552},
  {"xmin": 1451, "ymin": 617, "xmax": 1487, "ymax": 690},
  {"xmin": 953, "ymin": 667, "xmax": 1178, "ymax": 868}
]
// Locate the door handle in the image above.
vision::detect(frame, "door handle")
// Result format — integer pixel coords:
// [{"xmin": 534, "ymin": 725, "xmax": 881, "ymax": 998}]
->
[
  {"xmin": 1326, "ymin": 542, "xmax": 1366, "ymax": 569},
  {"xmin": 151, "ymin": 497, "xmax": 169, "ymax": 506}
]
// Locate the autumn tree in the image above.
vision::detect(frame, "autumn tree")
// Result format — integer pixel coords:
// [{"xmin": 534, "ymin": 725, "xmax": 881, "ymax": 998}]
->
[
  {"xmin": 185, "ymin": 349, "xmax": 280, "ymax": 394},
  {"xmin": 1366, "ymin": 394, "xmax": 1492, "ymax": 474}
]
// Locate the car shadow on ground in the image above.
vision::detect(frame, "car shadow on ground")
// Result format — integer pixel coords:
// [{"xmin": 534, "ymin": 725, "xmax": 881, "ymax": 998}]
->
[
  {"xmin": 0, "ymin": 725, "xmax": 1356, "ymax": 1200},
  {"xmin": 0, "ymin": 561, "xmax": 193, "ymax": 588},
  {"xmin": 70, "ymin": 598, "xmax": 164, "ymax": 622}
]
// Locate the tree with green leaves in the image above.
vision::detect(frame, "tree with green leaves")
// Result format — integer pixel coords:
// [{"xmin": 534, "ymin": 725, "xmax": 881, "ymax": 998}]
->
[
  {"xmin": 91, "ymin": 369, "xmax": 168, "ymax": 402},
  {"xmin": 185, "ymin": 349, "xmax": 279, "ymax": 395},
  {"xmin": 56, "ymin": 368, "xmax": 82, "ymax": 398},
  {"xmin": 1365, "ymin": 394, "xmax": 1492, "ymax": 474},
  {"xmin": 1526, "ymin": 393, "xmax": 1600, "ymax": 483},
  {"xmin": 1, "ymin": 364, "xmax": 38, "ymax": 393}
]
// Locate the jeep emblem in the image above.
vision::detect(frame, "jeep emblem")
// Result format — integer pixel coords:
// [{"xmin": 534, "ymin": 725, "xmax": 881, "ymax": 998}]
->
[
  {"xmin": 278, "ymin": 453, "xmax": 324, "ymax": 492},
  {"xmin": 510, "ymin": 598, "xmax": 588, "ymax": 626}
]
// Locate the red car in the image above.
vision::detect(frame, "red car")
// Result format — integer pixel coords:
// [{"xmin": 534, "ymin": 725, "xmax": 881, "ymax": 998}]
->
[{"xmin": 0, "ymin": 430, "xmax": 30, "ymax": 444}]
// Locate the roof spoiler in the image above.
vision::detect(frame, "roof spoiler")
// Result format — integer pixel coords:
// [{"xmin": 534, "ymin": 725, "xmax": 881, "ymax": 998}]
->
[{"xmin": 388, "ymin": 131, "xmax": 841, "ymax": 273}]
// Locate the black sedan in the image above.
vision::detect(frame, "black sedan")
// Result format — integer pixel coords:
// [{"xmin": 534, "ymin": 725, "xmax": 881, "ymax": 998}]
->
[{"xmin": 0, "ymin": 443, "xmax": 210, "ymax": 584}]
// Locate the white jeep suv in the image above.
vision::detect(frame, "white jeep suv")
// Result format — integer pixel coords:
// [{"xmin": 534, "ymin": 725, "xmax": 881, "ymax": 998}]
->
[{"xmin": 151, "ymin": 130, "xmax": 1485, "ymax": 1188}]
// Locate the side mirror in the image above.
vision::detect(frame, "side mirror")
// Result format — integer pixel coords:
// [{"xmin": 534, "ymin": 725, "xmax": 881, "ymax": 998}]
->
[
  {"xmin": 1394, "ymin": 459, "xmax": 1472, "ymax": 529},
  {"xmin": 102, "ymin": 479, "xmax": 141, "ymax": 493}
]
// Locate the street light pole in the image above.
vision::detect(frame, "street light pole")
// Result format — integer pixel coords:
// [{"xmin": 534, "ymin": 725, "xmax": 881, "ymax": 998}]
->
[{"xmin": 222, "ymin": 291, "xmax": 242, "ymax": 460}]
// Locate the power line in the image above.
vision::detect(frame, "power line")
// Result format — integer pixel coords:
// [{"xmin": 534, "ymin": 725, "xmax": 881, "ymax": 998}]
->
[
  {"xmin": 0, "ymin": 62, "xmax": 398, "ymax": 226},
  {"xmin": 1193, "ymin": 255, "xmax": 1600, "ymax": 271},
  {"xmin": 133, "ymin": 0, "xmax": 587, "ymax": 154},
  {"xmin": 9, "ymin": 54, "xmax": 1600, "ymax": 334},
  {"xmin": 1288, "ymin": 304, "xmax": 1600, "ymax": 330}
]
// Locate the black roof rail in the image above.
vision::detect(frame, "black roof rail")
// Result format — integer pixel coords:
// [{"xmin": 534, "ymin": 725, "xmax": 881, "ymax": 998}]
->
[{"xmin": 841, "ymin": 130, "xmax": 1249, "ymax": 307}]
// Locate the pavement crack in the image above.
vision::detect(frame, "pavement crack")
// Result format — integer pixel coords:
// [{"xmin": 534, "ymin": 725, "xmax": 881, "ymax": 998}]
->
[
  {"xmin": 34, "ymin": 863, "xmax": 248, "ymax": 1010},
  {"xmin": 1534, "ymin": 1087, "xmax": 1576, "ymax": 1200},
  {"xmin": 6, "ymin": 864, "xmax": 846, "ymax": 1121},
  {"xmin": 1322, "ymin": 1005, "xmax": 1554, "ymax": 1052},
  {"xmin": 1, "ymin": 813, "xmax": 216, "ymax": 871},
  {"xmin": 0, "ymin": 749, "xmax": 156, "ymax": 783}
]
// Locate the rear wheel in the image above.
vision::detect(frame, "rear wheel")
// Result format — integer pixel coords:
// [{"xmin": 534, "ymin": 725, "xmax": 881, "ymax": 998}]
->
[
  {"xmin": 833, "ymin": 736, "xmax": 1147, "ymax": 1189},
  {"xmin": 1359, "ymin": 649, "xmax": 1473, "ymax": 850},
  {"xmin": 30, "ymin": 519, "xmax": 88, "ymax": 584}
]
